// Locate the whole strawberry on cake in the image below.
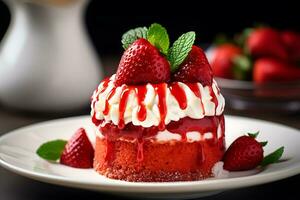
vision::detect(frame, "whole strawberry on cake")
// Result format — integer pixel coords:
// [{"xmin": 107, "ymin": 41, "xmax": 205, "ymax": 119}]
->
[{"xmin": 91, "ymin": 23, "xmax": 226, "ymax": 182}]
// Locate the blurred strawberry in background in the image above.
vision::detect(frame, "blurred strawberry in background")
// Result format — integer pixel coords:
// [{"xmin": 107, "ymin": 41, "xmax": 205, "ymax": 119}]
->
[{"xmin": 209, "ymin": 26, "xmax": 300, "ymax": 84}]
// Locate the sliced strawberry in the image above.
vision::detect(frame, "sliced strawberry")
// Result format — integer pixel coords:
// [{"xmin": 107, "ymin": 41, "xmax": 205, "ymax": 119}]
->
[
  {"xmin": 60, "ymin": 128, "xmax": 94, "ymax": 168},
  {"xmin": 247, "ymin": 27, "xmax": 288, "ymax": 60},
  {"xmin": 115, "ymin": 38, "xmax": 170, "ymax": 86},
  {"xmin": 223, "ymin": 135, "xmax": 264, "ymax": 171},
  {"xmin": 209, "ymin": 44, "xmax": 242, "ymax": 79},
  {"xmin": 172, "ymin": 45, "xmax": 213, "ymax": 86}
]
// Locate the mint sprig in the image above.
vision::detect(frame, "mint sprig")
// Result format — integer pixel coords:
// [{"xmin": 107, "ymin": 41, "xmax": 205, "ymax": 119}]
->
[
  {"xmin": 147, "ymin": 23, "xmax": 169, "ymax": 55},
  {"xmin": 167, "ymin": 31, "xmax": 196, "ymax": 72},
  {"xmin": 121, "ymin": 27, "xmax": 148, "ymax": 49},
  {"xmin": 261, "ymin": 146, "xmax": 284, "ymax": 167},
  {"xmin": 36, "ymin": 140, "xmax": 67, "ymax": 161}
]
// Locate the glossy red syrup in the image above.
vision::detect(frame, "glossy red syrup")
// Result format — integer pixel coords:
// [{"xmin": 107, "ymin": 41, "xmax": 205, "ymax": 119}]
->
[
  {"xmin": 135, "ymin": 86, "xmax": 147, "ymax": 122},
  {"xmin": 103, "ymin": 88, "xmax": 116, "ymax": 115},
  {"xmin": 137, "ymin": 139, "xmax": 144, "ymax": 162},
  {"xmin": 169, "ymin": 83, "xmax": 187, "ymax": 110},
  {"xmin": 118, "ymin": 87, "xmax": 131, "ymax": 129},
  {"xmin": 155, "ymin": 84, "xmax": 167, "ymax": 131},
  {"xmin": 187, "ymin": 83, "xmax": 205, "ymax": 115},
  {"xmin": 104, "ymin": 138, "xmax": 114, "ymax": 164},
  {"xmin": 208, "ymin": 87, "xmax": 218, "ymax": 114},
  {"xmin": 100, "ymin": 78, "xmax": 110, "ymax": 93}
]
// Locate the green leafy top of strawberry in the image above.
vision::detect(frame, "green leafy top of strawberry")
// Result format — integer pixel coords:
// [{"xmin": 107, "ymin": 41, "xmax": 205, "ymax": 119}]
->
[{"xmin": 121, "ymin": 23, "xmax": 196, "ymax": 73}]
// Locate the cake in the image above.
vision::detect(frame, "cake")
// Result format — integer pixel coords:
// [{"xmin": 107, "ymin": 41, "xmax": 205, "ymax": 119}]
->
[{"xmin": 90, "ymin": 24, "xmax": 225, "ymax": 182}]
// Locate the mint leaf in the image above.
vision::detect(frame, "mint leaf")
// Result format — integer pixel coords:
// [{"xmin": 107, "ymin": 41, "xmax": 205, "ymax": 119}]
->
[
  {"xmin": 261, "ymin": 146, "xmax": 284, "ymax": 167},
  {"xmin": 260, "ymin": 141, "xmax": 268, "ymax": 147},
  {"xmin": 247, "ymin": 131, "xmax": 259, "ymax": 138},
  {"xmin": 168, "ymin": 31, "xmax": 196, "ymax": 72},
  {"xmin": 36, "ymin": 140, "xmax": 67, "ymax": 161},
  {"xmin": 147, "ymin": 23, "xmax": 169, "ymax": 55},
  {"xmin": 122, "ymin": 27, "xmax": 148, "ymax": 49}
]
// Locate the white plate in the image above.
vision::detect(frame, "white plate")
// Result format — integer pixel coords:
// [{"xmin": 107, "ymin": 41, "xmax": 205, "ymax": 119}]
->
[{"xmin": 0, "ymin": 116, "xmax": 300, "ymax": 199}]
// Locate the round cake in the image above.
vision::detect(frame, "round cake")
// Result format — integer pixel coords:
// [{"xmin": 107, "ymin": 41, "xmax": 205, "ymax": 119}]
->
[
  {"xmin": 91, "ymin": 76, "xmax": 225, "ymax": 182},
  {"xmin": 91, "ymin": 24, "xmax": 226, "ymax": 182}
]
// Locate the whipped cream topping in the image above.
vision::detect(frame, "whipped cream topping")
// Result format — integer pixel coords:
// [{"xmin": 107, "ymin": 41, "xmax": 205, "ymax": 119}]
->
[{"xmin": 91, "ymin": 74, "xmax": 225, "ymax": 128}]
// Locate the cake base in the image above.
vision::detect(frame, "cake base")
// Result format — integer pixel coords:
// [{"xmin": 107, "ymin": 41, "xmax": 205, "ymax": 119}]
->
[{"xmin": 94, "ymin": 137, "xmax": 224, "ymax": 182}]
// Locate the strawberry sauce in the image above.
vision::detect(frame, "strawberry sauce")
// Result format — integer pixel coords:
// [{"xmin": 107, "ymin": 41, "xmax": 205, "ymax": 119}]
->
[
  {"xmin": 103, "ymin": 88, "xmax": 116, "ymax": 115},
  {"xmin": 118, "ymin": 87, "xmax": 131, "ymax": 129},
  {"xmin": 208, "ymin": 87, "xmax": 218, "ymax": 114},
  {"xmin": 135, "ymin": 86, "xmax": 147, "ymax": 122},
  {"xmin": 155, "ymin": 84, "xmax": 167, "ymax": 131},
  {"xmin": 170, "ymin": 83, "xmax": 187, "ymax": 110},
  {"xmin": 186, "ymin": 83, "xmax": 205, "ymax": 115}
]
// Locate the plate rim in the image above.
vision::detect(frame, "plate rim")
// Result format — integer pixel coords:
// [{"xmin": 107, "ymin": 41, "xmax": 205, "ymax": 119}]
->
[{"xmin": 0, "ymin": 115, "xmax": 300, "ymax": 193}]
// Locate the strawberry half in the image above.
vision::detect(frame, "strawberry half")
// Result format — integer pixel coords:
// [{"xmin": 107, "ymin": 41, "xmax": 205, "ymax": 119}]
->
[
  {"xmin": 115, "ymin": 38, "xmax": 170, "ymax": 86},
  {"xmin": 172, "ymin": 45, "xmax": 213, "ymax": 86},
  {"xmin": 223, "ymin": 135, "xmax": 264, "ymax": 171},
  {"xmin": 60, "ymin": 128, "xmax": 94, "ymax": 168}
]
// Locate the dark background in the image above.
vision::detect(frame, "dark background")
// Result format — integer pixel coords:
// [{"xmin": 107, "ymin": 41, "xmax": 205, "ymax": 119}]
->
[{"xmin": 0, "ymin": 1, "xmax": 299, "ymax": 58}]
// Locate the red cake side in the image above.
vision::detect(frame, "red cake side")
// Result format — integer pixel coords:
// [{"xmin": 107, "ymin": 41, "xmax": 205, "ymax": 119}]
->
[{"xmin": 93, "ymin": 116, "xmax": 225, "ymax": 182}]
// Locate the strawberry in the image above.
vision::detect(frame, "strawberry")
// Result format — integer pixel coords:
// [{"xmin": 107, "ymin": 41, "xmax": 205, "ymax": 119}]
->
[
  {"xmin": 172, "ymin": 45, "xmax": 213, "ymax": 85},
  {"xmin": 115, "ymin": 38, "xmax": 170, "ymax": 86},
  {"xmin": 60, "ymin": 128, "xmax": 94, "ymax": 168},
  {"xmin": 223, "ymin": 135, "xmax": 264, "ymax": 171},
  {"xmin": 253, "ymin": 58, "xmax": 300, "ymax": 84},
  {"xmin": 247, "ymin": 27, "xmax": 288, "ymax": 60},
  {"xmin": 209, "ymin": 44, "xmax": 242, "ymax": 79},
  {"xmin": 281, "ymin": 31, "xmax": 300, "ymax": 63}
]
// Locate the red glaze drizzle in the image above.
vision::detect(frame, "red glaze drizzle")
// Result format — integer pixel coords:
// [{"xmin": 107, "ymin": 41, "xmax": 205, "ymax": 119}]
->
[
  {"xmin": 187, "ymin": 83, "xmax": 205, "ymax": 115},
  {"xmin": 103, "ymin": 87, "xmax": 116, "ymax": 115},
  {"xmin": 135, "ymin": 86, "xmax": 147, "ymax": 122},
  {"xmin": 169, "ymin": 83, "xmax": 187, "ymax": 110},
  {"xmin": 208, "ymin": 87, "xmax": 218, "ymax": 114},
  {"xmin": 137, "ymin": 139, "xmax": 144, "ymax": 162},
  {"xmin": 100, "ymin": 78, "xmax": 110, "ymax": 93},
  {"xmin": 104, "ymin": 138, "xmax": 114, "ymax": 163},
  {"xmin": 155, "ymin": 84, "xmax": 167, "ymax": 131},
  {"xmin": 118, "ymin": 87, "xmax": 131, "ymax": 129}
]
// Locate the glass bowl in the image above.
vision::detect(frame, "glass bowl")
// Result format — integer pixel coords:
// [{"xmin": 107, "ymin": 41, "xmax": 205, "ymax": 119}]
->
[{"xmin": 216, "ymin": 78, "xmax": 300, "ymax": 113}]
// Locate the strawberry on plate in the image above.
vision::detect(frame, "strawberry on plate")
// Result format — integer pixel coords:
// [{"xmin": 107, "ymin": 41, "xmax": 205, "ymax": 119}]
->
[
  {"xmin": 223, "ymin": 132, "xmax": 284, "ymax": 171},
  {"xmin": 60, "ymin": 128, "xmax": 94, "ymax": 168},
  {"xmin": 36, "ymin": 128, "xmax": 94, "ymax": 169}
]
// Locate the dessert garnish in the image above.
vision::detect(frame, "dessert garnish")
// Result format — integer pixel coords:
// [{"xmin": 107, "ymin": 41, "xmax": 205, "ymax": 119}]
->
[
  {"xmin": 36, "ymin": 128, "xmax": 94, "ymax": 168},
  {"xmin": 223, "ymin": 131, "xmax": 284, "ymax": 171}
]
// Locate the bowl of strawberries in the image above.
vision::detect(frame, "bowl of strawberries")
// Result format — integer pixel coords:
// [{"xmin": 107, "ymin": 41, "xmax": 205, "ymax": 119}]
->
[{"xmin": 207, "ymin": 26, "xmax": 300, "ymax": 113}]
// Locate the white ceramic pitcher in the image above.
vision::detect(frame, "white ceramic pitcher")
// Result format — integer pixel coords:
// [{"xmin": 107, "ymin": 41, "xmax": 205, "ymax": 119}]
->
[{"xmin": 0, "ymin": 0, "xmax": 102, "ymax": 112}]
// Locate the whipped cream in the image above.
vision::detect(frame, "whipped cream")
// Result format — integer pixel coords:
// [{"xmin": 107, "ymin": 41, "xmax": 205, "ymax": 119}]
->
[{"xmin": 91, "ymin": 74, "xmax": 225, "ymax": 128}]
